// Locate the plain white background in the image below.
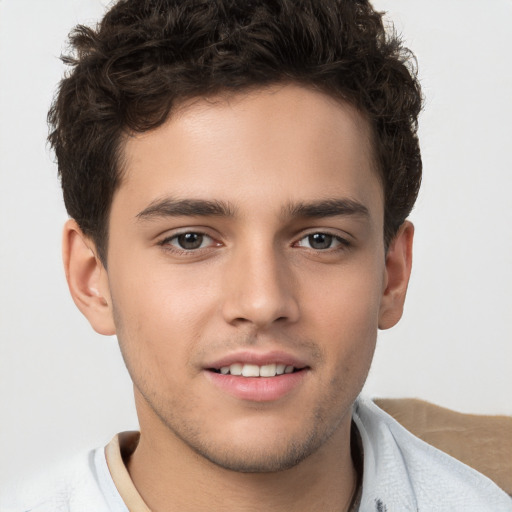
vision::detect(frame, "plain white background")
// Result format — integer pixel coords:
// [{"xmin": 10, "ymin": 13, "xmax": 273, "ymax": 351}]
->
[{"xmin": 1, "ymin": 0, "xmax": 511, "ymax": 488}]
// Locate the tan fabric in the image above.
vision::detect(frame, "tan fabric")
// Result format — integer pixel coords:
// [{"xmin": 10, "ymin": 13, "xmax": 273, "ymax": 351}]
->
[
  {"xmin": 105, "ymin": 432, "xmax": 152, "ymax": 512},
  {"xmin": 104, "ymin": 400, "xmax": 512, "ymax": 508},
  {"xmin": 374, "ymin": 398, "xmax": 512, "ymax": 496}
]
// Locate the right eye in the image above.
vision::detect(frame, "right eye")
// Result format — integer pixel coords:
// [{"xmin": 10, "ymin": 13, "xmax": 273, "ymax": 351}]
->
[{"xmin": 160, "ymin": 232, "xmax": 216, "ymax": 251}]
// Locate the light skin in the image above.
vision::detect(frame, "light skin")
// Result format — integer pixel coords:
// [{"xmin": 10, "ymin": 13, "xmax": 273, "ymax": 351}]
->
[{"xmin": 63, "ymin": 84, "xmax": 413, "ymax": 512}]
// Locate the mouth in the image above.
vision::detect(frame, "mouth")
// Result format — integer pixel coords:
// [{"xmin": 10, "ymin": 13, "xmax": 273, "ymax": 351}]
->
[
  {"xmin": 208, "ymin": 363, "xmax": 305, "ymax": 377},
  {"xmin": 203, "ymin": 351, "xmax": 310, "ymax": 401}
]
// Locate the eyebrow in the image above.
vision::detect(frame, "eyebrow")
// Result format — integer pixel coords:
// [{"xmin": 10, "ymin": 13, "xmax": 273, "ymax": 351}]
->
[
  {"xmin": 136, "ymin": 196, "xmax": 369, "ymax": 222},
  {"xmin": 136, "ymin": 198, "xmax": 236, "ymax": 221},
  {"xmin": 284, "ymin": 198, "xmax": 369, "ymax": 219}
]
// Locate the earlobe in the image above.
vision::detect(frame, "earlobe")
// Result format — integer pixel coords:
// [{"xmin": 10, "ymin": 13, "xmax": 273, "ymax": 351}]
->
[
  {"xmin": 378, "ymin": 221, "xmax": 414, "ymax": 330},
  {"xmin": 62, "ymin": 219, "xmax": 116, "ymax": 336}
]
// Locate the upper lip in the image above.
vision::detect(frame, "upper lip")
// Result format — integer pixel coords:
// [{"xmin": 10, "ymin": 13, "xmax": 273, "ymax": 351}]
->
[{"xmin": 204, "ymin": 350, "xmax": 309, "ymax": 370}]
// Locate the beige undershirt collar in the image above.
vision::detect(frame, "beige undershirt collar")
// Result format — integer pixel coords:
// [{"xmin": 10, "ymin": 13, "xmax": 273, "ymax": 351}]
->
[
  {"xmin": 105, "ymin": 432, "xmax": 152, "ymax": 512},
  {"xmin": 105, "ymin": 430, "xmax": 362, "ymax": 512}
]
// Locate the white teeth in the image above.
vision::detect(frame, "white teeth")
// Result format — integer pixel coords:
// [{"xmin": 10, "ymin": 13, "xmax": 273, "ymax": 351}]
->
[
  {"xmin": 259, "ymin": 363, "xmax": 277, "ymax": 377},
  {"xmin": 242, "ymin": 364, "xmax": 260, "ymax": 377},
  {"xmin": 229, "ymin": 363, "xmax": 243, "ymax": 376},
  {"xmin": 219, "ymin": 363, "xmax": 297, "ymax": 377}
]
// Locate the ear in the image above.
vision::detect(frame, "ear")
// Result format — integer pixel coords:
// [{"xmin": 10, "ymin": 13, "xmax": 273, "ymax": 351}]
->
[
  {"xmin": 378, "ymin": 221, "xmax": 414, "ymax": 330},
  {"xmin": 62, "ymin": 219, "xmax": 116, "ymax": 336}
]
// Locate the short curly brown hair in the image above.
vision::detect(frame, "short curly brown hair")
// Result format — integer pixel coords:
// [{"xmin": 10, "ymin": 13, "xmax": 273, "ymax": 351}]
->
[{"xmin": 48, "ymin": 0, "xmax": 422, "ymax": 263}]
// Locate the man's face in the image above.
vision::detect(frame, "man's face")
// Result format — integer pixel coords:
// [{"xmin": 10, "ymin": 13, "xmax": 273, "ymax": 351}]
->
[{"xmin": 105, "ymin": 84, "xmax": 388, "ymax": 472}]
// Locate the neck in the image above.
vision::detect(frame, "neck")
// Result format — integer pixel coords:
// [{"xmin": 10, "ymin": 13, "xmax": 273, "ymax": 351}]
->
[{"xmin": 127, "ymin": 408, "xmax": 358, "ymax": 512}]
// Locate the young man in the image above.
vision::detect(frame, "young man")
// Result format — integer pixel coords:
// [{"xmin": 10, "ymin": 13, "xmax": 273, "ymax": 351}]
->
[{"xmin": 2, "ymin": 1, "xmax": 511, "ymax": 511}]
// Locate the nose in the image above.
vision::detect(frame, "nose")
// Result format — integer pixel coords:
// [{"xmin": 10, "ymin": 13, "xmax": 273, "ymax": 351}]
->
[{"xmin": 221, "ymin": 241, "xmax": 300, "ymax": 329}]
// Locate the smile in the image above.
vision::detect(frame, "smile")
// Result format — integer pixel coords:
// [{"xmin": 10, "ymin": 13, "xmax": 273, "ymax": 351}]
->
[{"xmin": 211, "ymin": 363, "xmax": 300, "ymax": 377}]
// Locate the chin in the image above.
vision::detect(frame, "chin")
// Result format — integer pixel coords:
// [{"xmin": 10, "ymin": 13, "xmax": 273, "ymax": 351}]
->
[
  {"xmin": 179, "ymin": 413, "xmax": 344, "ymax": 474},
  {"xmin": 190, "ymin": 437, "xmax": 319, "ymax": 473}
]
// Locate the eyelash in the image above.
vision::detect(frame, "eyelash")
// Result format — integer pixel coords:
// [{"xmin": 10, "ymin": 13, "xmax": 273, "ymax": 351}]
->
[{"xmin": 157, "ymin": 230, "xmax": 351, "ymax": 254}]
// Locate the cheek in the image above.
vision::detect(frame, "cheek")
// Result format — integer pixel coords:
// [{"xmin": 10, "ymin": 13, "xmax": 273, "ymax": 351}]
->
[
  {"xmin": 301, "ymin": 258, "xmax": 384, "ymax": 335},
  {"xmin": 109, "ymin": 262, "xmax": 219, "ymax": 376},
  {"xmin": 299, "ymin": 257, "xmax": 383, "ymax": 382},
  {"xmin": 110, "ymin": 252, "xmax": 220, "ymax": 322}
]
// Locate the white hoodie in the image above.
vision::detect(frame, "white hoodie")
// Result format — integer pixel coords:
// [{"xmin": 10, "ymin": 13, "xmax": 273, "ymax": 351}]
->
[{"xmin": 2, "ymin": 397, "xmax": 511, "ymax": 512}]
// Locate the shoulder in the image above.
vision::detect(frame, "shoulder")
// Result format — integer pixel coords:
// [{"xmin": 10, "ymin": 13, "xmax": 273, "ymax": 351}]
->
[
  {"xmin": 353, "ymin": 396, "xmax": 512, "ymax": 512},
  {"xmin": 0, "ymin": 448, "xmax": 113, "ymax": 512}
]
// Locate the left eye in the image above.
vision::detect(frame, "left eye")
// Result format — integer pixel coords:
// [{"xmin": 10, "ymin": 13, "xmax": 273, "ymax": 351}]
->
[
  {"xmin": 165, "ymin": 232, "xmax": 213, "ymax": 250},
  {"xmin": 296, "ymin": 233, "xmax": 344, "ymax": 250}
]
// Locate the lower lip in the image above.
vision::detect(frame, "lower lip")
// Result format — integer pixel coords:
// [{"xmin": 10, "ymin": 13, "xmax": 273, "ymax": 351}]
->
[{"xmin": 204, "ymin": 370, "xmax": 308, "ymax": 402}]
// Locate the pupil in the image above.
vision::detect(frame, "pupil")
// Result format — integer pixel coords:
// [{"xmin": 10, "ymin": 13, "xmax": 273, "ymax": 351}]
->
[
  {"xmin": 178, "ymin": 233, "xmax": 203, "ymax": 249},
  {"xmin": 309, "ymin": 233, "xmax": 332, "ymax": 249}
]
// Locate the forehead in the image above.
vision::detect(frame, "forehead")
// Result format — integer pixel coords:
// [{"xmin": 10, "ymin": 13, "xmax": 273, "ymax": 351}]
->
[{"xmin": 117, "ymin": 84, "xmax": 382, "ymax": 220}]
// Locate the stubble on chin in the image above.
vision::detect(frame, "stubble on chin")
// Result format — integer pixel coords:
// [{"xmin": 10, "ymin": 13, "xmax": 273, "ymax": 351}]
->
[{"xmin": 134, "ymin": 368, "xmax": 357, "ymax": 475}]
